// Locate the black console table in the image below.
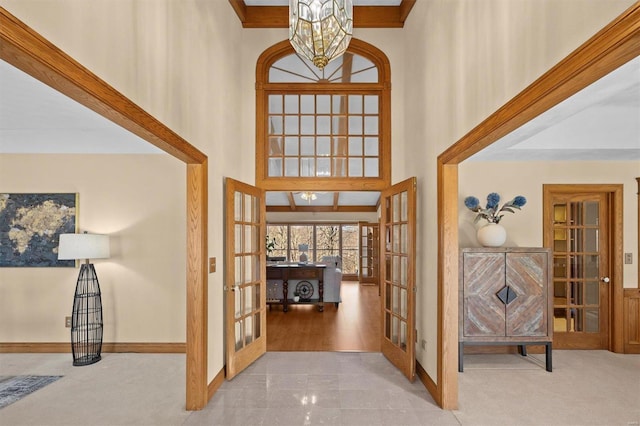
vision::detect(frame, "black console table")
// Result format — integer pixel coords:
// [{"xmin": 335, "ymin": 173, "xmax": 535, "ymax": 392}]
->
[{"xmin": 266, "ymin": 263, "xmax": 326, "ymax": 312}]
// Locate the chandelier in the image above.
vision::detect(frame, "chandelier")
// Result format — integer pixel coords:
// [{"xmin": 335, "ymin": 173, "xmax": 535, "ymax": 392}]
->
[
  {"xmin": 300, "ymin": 191, "xmax": 318, "ymax": 202},
  {"xmin": 289, "ymin": 0, "xmax": 354, "ymax": 69}
]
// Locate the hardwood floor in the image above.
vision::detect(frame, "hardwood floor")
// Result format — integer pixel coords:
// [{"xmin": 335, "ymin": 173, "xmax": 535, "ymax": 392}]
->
[{"xmin": 266, "ymin": 281, "xmax": 381, "ymax": 352}]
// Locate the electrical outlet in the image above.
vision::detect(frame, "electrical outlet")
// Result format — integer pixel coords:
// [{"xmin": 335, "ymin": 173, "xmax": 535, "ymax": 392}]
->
[
  {"xmin": 65, "ymin": 316, "xmax": 72, "ymax": 328},
  {"xmin": 624, "ymin": 253, "xmax": 633, "ymax": 264},
  {"xmin": 209, "ymin": 257, "xmax": 216, "ymax": 273}
]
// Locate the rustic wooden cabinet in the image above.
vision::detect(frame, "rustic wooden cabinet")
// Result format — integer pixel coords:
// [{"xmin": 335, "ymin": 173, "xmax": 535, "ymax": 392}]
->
[{"xmin": 459, "ymin": 247, "xmax": 553, "ymax": 372}]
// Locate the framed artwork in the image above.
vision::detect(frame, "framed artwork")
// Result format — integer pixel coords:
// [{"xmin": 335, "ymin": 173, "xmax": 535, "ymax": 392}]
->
[{"xmin": 0, "ymin": 193, "xmax": 78, "ymax": 267}]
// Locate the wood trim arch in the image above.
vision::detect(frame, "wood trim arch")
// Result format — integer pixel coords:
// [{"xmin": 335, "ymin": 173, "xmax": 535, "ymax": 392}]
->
[
  {"xmin": 255, "ymin": 38, "xmax": 392, "ymax": 191},
  {"xmin": 0, "ymin": 7, "xmax": 209, "ymax": 410},
  {"xmin": 436, "ymin": 3, "xmax": 640, "ymax": 409}
]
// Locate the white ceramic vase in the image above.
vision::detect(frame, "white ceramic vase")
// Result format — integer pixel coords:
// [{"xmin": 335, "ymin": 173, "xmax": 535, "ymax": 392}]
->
[{"xmin": 477, "ymin": 223, "xmax": 507, "ymax": 247}]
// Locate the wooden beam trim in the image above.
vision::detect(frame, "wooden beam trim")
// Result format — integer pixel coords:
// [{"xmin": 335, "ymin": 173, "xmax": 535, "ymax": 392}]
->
[
  {"xmin": 438, "ymin": 3, "xmax": 640, "ymax": 165},
  {"xmin": 0, "ymin": 7, "xmax": 210, "ymax": 411},
  {"xmin": 186, "ymin": 162, "xmax": 208, "ymax": 411},
  {"xmin": 207, "ymin": 367, "xmax": 226, "ymax": 402},
  {"xmin": 234, "ymin": 4, "xmax": 412, "ymax": 28},
  {"xmin": 435, "ymin": 2, "xmax": 640, "ymax": 412},
  {"xmin": 0, "ymin": 8, "xmax": 206, "ymax": 165},
  {"xmin": 333, "ymin": 192, "xmax": 340, "ymax": 211},
  {"xmin": 287, "ymin": 192, "xmax": 296, "ymax": 211}
]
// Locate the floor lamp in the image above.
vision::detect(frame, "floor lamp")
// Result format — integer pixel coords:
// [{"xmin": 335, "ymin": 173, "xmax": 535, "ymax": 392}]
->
[{"xmin": 58, "ymin": 232, "xmax": 110, "ymax": 366}]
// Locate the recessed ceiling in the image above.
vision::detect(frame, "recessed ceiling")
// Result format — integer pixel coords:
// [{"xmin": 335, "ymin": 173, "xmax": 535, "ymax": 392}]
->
[
  {"xmin": 267, "ymin": 191, "xmax": 380, "ymax": 211},
  {"xmin": 0, "ymin": 59, "xmax": 161, "ymax": 154},
  {"xmin": 469, "ymin": 56, "xmax": 640, "ymax": 162}
]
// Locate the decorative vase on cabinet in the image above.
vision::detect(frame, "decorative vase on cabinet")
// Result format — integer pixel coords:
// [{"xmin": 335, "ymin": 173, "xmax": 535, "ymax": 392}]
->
[
  {"xmin": 476, "ymin": 223, "xmax": 507, "ymax": 247},
  {"xmin": 458, "ymin": 247, "xmax": 553, "ymax": 372}
]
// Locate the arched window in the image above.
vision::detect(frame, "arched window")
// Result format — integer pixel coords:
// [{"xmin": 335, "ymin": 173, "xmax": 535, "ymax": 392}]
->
[{"xmin": 256, "ymin": 39, "xmax": 391, "ymax": 191}]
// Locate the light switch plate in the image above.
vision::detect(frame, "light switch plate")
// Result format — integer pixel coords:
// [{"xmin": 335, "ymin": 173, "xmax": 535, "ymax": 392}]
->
[
  {"xmin": 209, "ymin": 257, "xmax": 216, "ymax": 273},
  {"xmin": 624, "ymin": 253, "xmax": 633, "ymax": 264}
]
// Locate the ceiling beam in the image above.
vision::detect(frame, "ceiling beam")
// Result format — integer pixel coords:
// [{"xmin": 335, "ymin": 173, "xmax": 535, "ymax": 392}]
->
[
  {"xmin": 267, "ymin": 205, "xmax": 378, "ymax": 213},
  {"xmin": 229, "ymin": 1, "xmax": 416, "ymax": 29},
  {"xmin": 287, "ymin": 192, "xmax": 296, "ymax": 211}
]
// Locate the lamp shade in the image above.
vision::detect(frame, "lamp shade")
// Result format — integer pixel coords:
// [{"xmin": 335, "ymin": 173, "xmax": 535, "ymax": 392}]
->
[{"xmin": 58, "ymin": 233, "xmax": 110, "ymax": 260}]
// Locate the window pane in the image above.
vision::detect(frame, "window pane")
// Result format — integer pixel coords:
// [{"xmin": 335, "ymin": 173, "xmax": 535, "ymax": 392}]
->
[
  {"xmin": 349, "ymin": 137, "xmax": 363, "ymax": 156},
  {"xmin": 317, "ymin": 137, "xmax": 331, "ymax": 156},
  {"xmin": 364, "ymin": 137, "xmax": 378, "ymax": 156},
  {"xmin": 301, "ymin": 116, "xmax": 315, "ymax": 134},
  {"xmin": 269, "ymin": 137, "xmax": 283, "ymax": 155},
  {"xmin": 332, "ymin": 95, "xmax": 346, "ymax": 113},
  {"xmin": 284, "ymin": 95, "xmax": 298, "ymax": 113},
  {"xmin": 349, "ymin": 95, "xmax": 363, "ymax": 114},
  {"xmin": 364, "ymin": 116, "xmax": 378, "ymax": 135},
  {"xmin": 269, "ymin": 116, "xmax": 283, "ymax": 134},
  {"xmin": 300, "ymin": 95, "xmax": 314, "ymax": 114},
  {"xmin": 348, "ymin": 158, "xmax": 362, "ymax": 176},
  {"xmin": 364, "ymin": 158, "xmax": 378, "ymax": 177},
  {"xmin": 317, "ymin": 95, "xmax": 330, "ymax": 113},
  {"xmin": 364, "ymin": 95, "xmax": 378, "ymax": 114},
  {"xmin": 284, "ymin": 137, "xmax": 299, "ymax": 155},
  {"xmin": 348, "ymin": 116, "xmax": 362, "ymax": 134},
  {"xmin": 317, "ymin": 158, "xmax": 330, "ymax": 176},
  {"xmin": 317, "ymin": 116, "xmax": 331, "ymax": 134},
  {"xmin": 269, "ymin": 94, "xmax": 283, "ymax": 113},
  {"xmin": 268, "ymin": 158, "xmax": 282, "ymax": 176},
  {"xmin": 284, "ymin": 158, "xmax": 298, "ymax": 176},
  {"xmin": 333, "ymin": 158, "xmax": 346, "ymax": 177},
  {"xmin": 285, "ymin": 116, "xmax": 299, "ymax": 134},
  {"xmin": 334, "ymin": 137, "xmax": 348, "ymax": 156},
  {"xmin": 300, "ymin": 158, "xmax": 315, "ymax": 177},
  {"xmin": 300, "ymin": 137, "xmax": 315, "ymax": 155}
]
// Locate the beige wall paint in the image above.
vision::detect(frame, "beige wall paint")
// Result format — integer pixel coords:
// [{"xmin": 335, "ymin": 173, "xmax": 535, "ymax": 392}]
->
[
  {"xmin": 459, "ymin": 161, "xmax": 639, "ymax": 288},
  {"xmin": 0, "ymin": 0, "xmax": 245, "ymax": 382},
  {"xmin": 402, "ymin": 0, "xmax": 636, "ymax": 380},
  {"xmin": 3, "ymin": 0, "xmax": 636, "ymax": 397},
  {"xmin": 0, "ymin": 154, "xmax": 185, "ymax": 342}
]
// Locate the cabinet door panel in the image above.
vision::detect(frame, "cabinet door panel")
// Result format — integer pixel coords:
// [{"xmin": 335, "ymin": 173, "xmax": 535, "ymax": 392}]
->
[
  {"xmin": 506, "ymin": 252, "xmax": 547, "ymax": 336},
  {"xmin": 463, "ymin": 253, "xmax": 506, "ymax": 337}
]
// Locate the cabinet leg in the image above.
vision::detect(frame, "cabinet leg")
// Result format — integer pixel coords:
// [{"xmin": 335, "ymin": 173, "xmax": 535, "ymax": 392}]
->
[
  {"xmin": 458, "ymin": 342, "xmax": 464, "ymax": 372},
  {"xmin": 518, "ymin": 345, "xmax": 527, "ymax": 356},
  {"xmin": 545, "ymin": 343, "xmax": 553, "ymax": 372}
]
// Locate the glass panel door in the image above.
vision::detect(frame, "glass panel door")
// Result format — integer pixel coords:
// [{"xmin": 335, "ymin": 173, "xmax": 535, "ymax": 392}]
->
[
  {"xmin": 380, "ymin": 178, "xmax": 416, "ymax": 381},
  {"xmin": 225, "ymin": 178, "xmax": 266, "ymax": 380},
  {"xmin": 359, "ymin": 222, "xmax": 379, "ymax": 285},
  {"xmin": 548, "ymin": 192, "xmax": 609, "ymax": 349}
]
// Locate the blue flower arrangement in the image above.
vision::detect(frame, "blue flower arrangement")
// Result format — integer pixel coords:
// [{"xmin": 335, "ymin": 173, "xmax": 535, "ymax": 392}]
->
[{"xmin": 464, "ymin": 193, "xmax": 527, "ymax": 224}]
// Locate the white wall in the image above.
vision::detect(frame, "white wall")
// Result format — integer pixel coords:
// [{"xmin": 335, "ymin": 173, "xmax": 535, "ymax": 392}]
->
[
  {"xmin": 0, "ymin": 154, "xmax": 185, "ymax": 342},
  {"xmin": 459, "ymin": 161, "xmax": 639, "ymax": 287},
  {"xmin": 0, "ymin": 0, "xmax": 246, "ymax": 383},
  {"xmin": 402, "ymin": 0, "xmax": 636, "ymax": 381}
]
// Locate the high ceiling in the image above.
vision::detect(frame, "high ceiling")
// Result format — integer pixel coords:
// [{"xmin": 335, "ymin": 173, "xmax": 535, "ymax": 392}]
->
[
  {"xmin": 230, "ymin": 0, "xmax": 415, "ymax": 28},
  {"xmin": 1, "ymin": 2, "xmax": 637, "ymax": 211}
]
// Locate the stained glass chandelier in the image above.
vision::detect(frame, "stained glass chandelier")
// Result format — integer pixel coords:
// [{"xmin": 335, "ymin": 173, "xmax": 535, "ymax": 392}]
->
[{"xmin": 289, "ymin": 0, "xmax": 354, "ymax": 69}]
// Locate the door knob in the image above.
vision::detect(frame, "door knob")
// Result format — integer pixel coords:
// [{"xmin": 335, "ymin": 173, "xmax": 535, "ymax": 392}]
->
[{"xmin": 601, "ymin": 277, "xmax": 610, "ymax": 283}]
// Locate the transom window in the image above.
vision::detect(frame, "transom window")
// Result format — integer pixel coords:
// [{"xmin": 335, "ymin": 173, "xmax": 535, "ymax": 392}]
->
[{"xmin": 256, "ymin": 39, "xmax": 391, "ymax": 191}]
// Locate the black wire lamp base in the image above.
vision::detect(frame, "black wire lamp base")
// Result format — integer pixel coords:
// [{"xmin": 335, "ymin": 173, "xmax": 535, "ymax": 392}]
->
[{"xmin": 71, "ymin": 262, "xmax": 103, "ymax": 366}]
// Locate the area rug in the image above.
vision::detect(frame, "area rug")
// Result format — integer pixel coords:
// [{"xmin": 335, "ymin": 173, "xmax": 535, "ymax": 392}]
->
[{"xmin": 0, "ymin": 375, "xmax": 62, "ymax": 409}]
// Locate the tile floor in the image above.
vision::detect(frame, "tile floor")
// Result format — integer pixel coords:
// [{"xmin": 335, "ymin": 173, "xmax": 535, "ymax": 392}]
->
[
  {"xmin": 0, "ymin": 350, "xmax": 639, "ymax": 425},
  {"xmin": 185, "ymin": 352, "xmax": 457, "ymax": 426}
]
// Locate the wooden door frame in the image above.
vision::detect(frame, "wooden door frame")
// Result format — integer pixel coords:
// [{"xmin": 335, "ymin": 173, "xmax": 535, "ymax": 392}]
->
[
  {"xmin": 436, "ymin": 4, "xmax": 640, "ymax": 410},
  {"xmin": 0, "ymin": 8, "xmax": 210, "ymax": 410},
  {"xmin": 542, "ymin": 184, "xmax": 624, "ymax": 350}
]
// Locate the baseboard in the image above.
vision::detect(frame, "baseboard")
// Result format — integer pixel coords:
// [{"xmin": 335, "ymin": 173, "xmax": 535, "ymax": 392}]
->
[
  {"xmin": 207, "ymin": 367, "xmax": 225, "ymax": 402},
  {"xmin": 416, "ymin": 360, "xmax": 440, "ymax": 407},
  {"xmin": 0, "ymin": 342, "xmax": 186, "ymax": 353}
]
